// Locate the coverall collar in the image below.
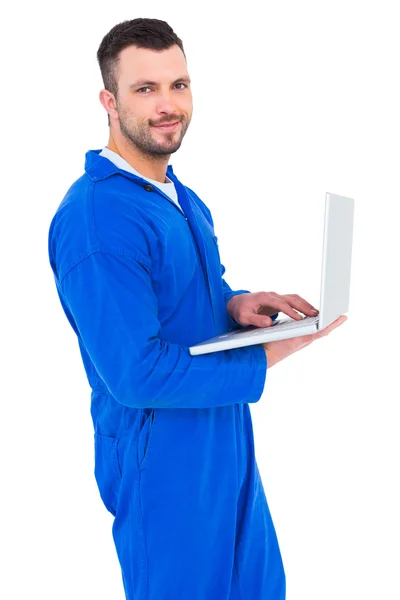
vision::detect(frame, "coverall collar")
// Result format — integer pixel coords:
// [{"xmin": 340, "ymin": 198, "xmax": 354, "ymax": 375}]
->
[{"xmin": 84, "ymin": 148, "xmax": 175, "ymax": 184}]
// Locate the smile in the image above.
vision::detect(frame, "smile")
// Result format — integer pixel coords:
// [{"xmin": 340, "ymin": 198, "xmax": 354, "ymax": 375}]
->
[{"xmin": 153, "ymin": 121, "xmax": 181, "ymax": 131}]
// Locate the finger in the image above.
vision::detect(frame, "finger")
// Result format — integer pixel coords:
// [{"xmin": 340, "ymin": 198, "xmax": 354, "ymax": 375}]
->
[
  {"xmin": 283, "ymin": 294, "xmax": 319, "ymax": 316},
  {"xmin": 317, "ymin": 315, "xmax": 348, "ymax": 336},
  {"xmin": 247, "ymin": 314, "xmax": 274, "ymax": 328},
  {"xmin": 327, "ymin": 315, "xmax": 348, "ymax": 330},
  {"xmin": 261, "ymin": 293, "xmax": 305, "ymax": 321},
  {"xmin": 294, "ymin": 315, "xmax": 347, "ymax": 346}
]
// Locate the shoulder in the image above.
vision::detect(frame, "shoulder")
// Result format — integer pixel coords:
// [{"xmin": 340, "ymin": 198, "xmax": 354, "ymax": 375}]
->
[{"xmin": 48, "ymin": 174, "xmax": 155, "ymax": 282}]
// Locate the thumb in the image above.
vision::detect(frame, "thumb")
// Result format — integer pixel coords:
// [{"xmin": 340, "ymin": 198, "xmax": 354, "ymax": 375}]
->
[{"xmin": 248, "ymin": 314, "xmax": 273, "ymax": 328}]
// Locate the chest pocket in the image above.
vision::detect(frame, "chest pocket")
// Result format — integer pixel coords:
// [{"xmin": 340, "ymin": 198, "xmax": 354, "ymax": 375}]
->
[{"xmin": 150, "ymin": 210, "xmax": 199, "ymax": 307}]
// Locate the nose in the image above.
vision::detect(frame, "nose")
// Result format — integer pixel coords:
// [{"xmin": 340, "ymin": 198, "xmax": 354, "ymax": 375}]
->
[{"xmin": 155, "ymin": 90, "xmax": 178, "ymax": 115}]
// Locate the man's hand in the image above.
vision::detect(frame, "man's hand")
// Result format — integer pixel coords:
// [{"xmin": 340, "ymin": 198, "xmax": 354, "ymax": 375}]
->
[
  {"xmin": 227, "ymin": 291, "xmax": 319, "ymax": 327},
  {"xmin": 262, "ymin": 315, "xmax": 348, "ymax": 367}
]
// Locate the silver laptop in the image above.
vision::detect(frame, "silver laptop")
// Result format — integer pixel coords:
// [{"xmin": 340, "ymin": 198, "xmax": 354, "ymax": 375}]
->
[{"xmin": 189, "ymin": 192, "xmax": 354, "ymax": 356}]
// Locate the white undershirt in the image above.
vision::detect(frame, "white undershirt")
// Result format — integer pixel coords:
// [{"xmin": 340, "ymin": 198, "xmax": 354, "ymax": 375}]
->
[{"xmin": 99, "ymin": 147, "xmax": 180, "ymax": 208}]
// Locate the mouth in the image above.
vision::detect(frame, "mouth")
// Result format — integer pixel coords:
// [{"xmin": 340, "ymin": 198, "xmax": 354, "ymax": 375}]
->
[{"xmin": 152, "ymin": 121, "xmax": 181, "ymax": 132}]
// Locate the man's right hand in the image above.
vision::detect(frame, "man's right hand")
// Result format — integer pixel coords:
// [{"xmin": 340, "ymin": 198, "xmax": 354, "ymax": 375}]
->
[{"xmin": 262, "ymin": 315, "xmax": 348, "ymax": 368}]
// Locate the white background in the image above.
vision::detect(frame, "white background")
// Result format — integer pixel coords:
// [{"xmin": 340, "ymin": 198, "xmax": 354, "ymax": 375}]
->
[{"xmin": 2, "ymin": 0, "xmax": 399, "ymax": 598}]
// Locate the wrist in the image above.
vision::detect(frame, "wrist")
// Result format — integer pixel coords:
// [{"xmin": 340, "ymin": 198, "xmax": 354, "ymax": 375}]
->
[
  {"xmin": 226, "ymin": 295, "xmax": 239, "ymax": 319},
  {"xmin": 265, "ymin": 348, "xmax": 275, "ymax": 368}
]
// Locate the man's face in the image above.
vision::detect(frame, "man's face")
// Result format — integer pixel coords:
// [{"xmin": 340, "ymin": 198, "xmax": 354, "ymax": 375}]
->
[{"xmin": 114, "ymin": 44, "xmax": 193, "ymax": 157}]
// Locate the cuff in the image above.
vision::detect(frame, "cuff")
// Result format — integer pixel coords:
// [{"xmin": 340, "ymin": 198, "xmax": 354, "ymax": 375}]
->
[{"xmin": 249, "ymin": 343, "xmax": 268, "ymax": 402}]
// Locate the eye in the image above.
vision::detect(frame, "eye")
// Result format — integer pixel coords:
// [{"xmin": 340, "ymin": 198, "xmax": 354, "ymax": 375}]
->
[
  {"xmin": 136, "ymin": 83, "xmax": 188, "ymax": 94},
  {"xmin": 137, "ymin": 87, "xmax": 152, "ymax": 94}
]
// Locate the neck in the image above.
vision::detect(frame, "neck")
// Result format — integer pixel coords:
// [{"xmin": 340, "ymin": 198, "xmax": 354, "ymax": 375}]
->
[{"xmin": 106, "ymin": 134, "xmax": 169, "ymax": 183}]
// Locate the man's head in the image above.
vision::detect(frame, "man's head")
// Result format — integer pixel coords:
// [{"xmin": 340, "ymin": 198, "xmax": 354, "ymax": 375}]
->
[{"xmin": 97, "ymin": 18, "xmax": 192, "ymax": 159}]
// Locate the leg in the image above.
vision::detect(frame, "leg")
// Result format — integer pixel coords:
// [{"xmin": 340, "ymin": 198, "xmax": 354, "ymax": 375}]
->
[
  {"xmin": 112, "ymin": 406, "xmax": 245, "ymax": 600},
  {"xmin": 229, "ymin": 403, "xmax": 285, "ymax": 599},
  {"xmin": 232, "ymin": 457, "xmax": 286, "ymax": 599}
]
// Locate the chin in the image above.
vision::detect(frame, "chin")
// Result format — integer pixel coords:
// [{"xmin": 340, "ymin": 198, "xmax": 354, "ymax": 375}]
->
[{"xmin": 153, "ymin": 140, "xmax": 182, "ymax": 154}]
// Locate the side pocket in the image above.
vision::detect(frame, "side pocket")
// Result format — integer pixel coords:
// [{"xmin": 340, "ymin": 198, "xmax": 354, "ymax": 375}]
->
[
  {"xmin": 137, "ymin": 408, "xmax": 157, "ymax": 470},
  {"xmin": 94, "ymin": 433, "xmax": 122, "ymax": 516}
]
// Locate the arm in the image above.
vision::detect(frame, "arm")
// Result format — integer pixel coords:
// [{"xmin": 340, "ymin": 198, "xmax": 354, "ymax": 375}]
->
[{"xmin": 60, "ymin": 249, "xmax": 267, "ymax": 410}]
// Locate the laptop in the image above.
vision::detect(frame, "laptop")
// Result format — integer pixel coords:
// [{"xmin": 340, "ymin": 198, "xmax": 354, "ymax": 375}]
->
[{"xmin": 189, "ymin": 192, "xmax": 354, "ymax": 356}]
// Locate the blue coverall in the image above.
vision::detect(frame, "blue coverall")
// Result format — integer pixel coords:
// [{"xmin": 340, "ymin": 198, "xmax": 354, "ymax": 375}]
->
[{"xmin": 48, "ymin": 149, "xmax": 286, "ymax": 599}]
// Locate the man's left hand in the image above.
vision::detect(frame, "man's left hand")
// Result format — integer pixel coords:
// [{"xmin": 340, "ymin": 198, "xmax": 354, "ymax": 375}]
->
[{"xmin": 227, "ymin": 291, "xmax": 319, "ymax": 328}]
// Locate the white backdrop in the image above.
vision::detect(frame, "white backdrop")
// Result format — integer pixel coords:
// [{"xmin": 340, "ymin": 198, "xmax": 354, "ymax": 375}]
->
[{"xmin": 2, "ymin": 1, "xmax": 399, "ymax": 598}]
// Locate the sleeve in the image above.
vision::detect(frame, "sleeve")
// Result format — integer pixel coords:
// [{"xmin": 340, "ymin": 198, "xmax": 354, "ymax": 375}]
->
[{"xmin": 60, "ymin": 249, "xmax": 268, "ymax": 410}]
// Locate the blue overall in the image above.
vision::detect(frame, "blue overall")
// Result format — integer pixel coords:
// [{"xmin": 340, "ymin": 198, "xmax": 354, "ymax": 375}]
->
[{"xmin": 48, "ymin": 149, "xmax": 285, "ymax": 599}]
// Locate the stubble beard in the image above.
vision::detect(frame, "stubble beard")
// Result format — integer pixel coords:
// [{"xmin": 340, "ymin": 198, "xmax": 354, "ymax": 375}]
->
[{"xmin": 118, "ymin": 106, "xmax": 190, "ymax": 161}]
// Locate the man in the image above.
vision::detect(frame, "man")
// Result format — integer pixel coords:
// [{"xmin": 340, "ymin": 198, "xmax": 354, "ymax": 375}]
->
[{"xmin": 48, "ymin": 17, "xmax": 346, "ymax": 600}]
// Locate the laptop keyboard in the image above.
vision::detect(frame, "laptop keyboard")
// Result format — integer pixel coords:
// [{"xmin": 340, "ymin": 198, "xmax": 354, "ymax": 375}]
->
[{"xmin": 249, "ymin": 315, "xmax": 319, "ymax": 336}]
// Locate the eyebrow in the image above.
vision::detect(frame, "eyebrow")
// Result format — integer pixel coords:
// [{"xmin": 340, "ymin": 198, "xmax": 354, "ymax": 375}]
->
[{"xmin": 129, "ymin": 76, "xmax": 191, "ymax": 89}]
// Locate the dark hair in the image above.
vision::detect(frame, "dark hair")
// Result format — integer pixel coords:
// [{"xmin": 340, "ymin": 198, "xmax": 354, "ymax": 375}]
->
[{"xmin": 97, "ymin": 18, "xmax": 186, "ymax": 126}]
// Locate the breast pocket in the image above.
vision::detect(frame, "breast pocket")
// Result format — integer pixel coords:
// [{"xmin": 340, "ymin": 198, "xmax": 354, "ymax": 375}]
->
[
  {"xmin": 152, "ymin": 220, "xmax": 198, "ymax": 307},
  {"xmin": 94, "ymin": 433, "xmax": 122, "ymax": 516}
]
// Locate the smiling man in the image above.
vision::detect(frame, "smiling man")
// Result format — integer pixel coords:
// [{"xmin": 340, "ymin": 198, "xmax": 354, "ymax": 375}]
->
[
  {"xmin": 48, "ymin": 17, "xmax": 345, "ymax": 600},
  {"xmin": 105, "ymin": 42, "xmax": 192, "ymax": 179}
]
